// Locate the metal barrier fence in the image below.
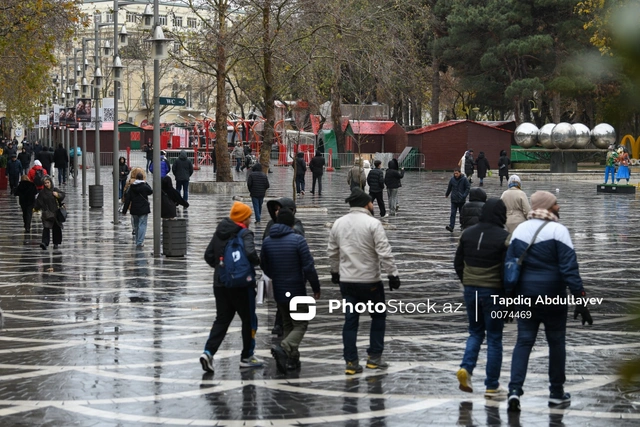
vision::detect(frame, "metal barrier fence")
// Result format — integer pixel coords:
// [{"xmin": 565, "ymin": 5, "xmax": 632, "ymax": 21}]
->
[{"xmin": 321, "ymin": 152, "xmax": 425, "ymax": 170}]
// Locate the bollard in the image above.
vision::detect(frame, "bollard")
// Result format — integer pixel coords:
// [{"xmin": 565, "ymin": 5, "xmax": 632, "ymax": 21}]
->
[
  {"xmin": 326, "ymin": 148, "xmax": 335, "ymax": 172},
  {"xmin": 162, "ymin": 218, "xmax": 187, "ymax": 257}
]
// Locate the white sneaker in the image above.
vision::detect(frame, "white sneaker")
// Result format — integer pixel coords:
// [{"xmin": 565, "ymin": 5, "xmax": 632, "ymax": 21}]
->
[
  {"xmin": 200, "ymin": 352, "xmax": 214, "ymax": 373},
  {"xmin": 382, "ymin": 214, "xmax": 389, "ymax": 218},
  {"xmin": 239, "ymin": 355, "xmax": 264, "ymax": 368},
  {"xmin": 484, "ymin": 386, "xmax": 507, "ymax": 398}
]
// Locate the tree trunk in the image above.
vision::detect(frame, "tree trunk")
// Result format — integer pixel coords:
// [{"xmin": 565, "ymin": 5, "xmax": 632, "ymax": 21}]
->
[
  {"xmin": 431, "ymin": 55, "xmax": 440, "ymax": 124},
  {"xmin": 215, "ymin": 4, "xmax": 231, "ymax": 182},
  {"xmin": 331, "ymin": 64, "xmax": 345, "ymax": 153},
  {"xmin": 259, "ymin": 0, "xmax": 274, "ymax": 173}
]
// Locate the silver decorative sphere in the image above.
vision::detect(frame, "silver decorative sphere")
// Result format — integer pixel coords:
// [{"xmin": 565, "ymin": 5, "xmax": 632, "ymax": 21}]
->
[
  {"xmin": 538, "ymin": 123, "xmax": 556, "ymax": 149},
  {"xmin": 591, "ymin": 123, "xmax": 616, "ymax": 149},
  {"xmin": 551, "ymin": 122, "xmax": 576, "ymax": 149},
  {"xmin": 572, "ymin": 123, "xmax": 591, "ymax": 149},
  {"xmin": 514, "ymin": 122, "xmax": 539, "ymax": 148}
]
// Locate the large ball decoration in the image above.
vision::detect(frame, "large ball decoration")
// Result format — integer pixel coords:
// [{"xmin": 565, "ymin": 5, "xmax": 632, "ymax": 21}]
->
[
  {"xmin": 514, "ymin": 122, "xmax": 539, "ymax": 148},
  {"xmin": 591, "ymin": 123, "xmax": 616, "ymax": 149},
  {"xmin": 572, "ymin": 123, "xmax": 591, "ymax": 149},
  {"xmin": 551, "ymin": 122, "xmax": 576, "ymax": 149},
  {"xmin": 538, "ymin": 123, "xmax": 556, "ymax": 149}
]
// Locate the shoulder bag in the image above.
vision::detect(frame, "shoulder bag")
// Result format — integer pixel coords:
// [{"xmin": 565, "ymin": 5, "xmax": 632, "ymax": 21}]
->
[{"xmin": 504, "ymin": 221, "xmax": 550, "ymax": 290}]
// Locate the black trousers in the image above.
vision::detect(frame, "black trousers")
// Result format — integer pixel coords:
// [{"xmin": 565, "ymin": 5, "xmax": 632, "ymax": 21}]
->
[
  {"xmin": 204, "ymin": 286, "xmax": 254, "ymax": 359},
  {"xmin": 21, "ymin": 204, "xmax": 34, "ymax": 231},
  {"xmin": 42, "ymin": 224, "xmax": 62, "ymax": 246},
  {"xmin": 312, "ymin": 173, "xmax": 322, "ymax": 194},
  {"xmin": 369, "ymin": 191, "xmax": 386, "ymax": 217}
]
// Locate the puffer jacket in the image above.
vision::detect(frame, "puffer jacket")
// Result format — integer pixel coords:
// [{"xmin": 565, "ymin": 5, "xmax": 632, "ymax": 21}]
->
[
  {"xmin": 204, "ymin": 218, "xmax": 259, "ymax": 287},
  {"xmin": 309, "ymin": 152, "xmax": 325, "ymax": 176},
  {"xmin": 328, "ymin": 207, "xmax": 398, "ymax": 283},
  {"xmin": 501, "ymin": 187, "xmax": 531, "ymax": 233},
  {"xmin": 446, "ymin": 174, "xmax": 470, "ymax": 204},
  {"xmin": 246, "ymin": 163, "xmax": 270, "ymax": 198},
  {"xmin": 367, "ymin": 167, "xmax": 385, "ymax": 193},
  {"xmin": 460, "ymin": 188, "xmax": 487, "ymax": 230},
  {"xmin": 384, "ymin": 159, "xmax": 404, "ymax": 189},
  {"xmin": 260, "ymin": 223, "xmax": 320, "ymax": 303},
  {"xmin": 172, "ymin": 150, "xmax": 194, "ymax": 181},
  {"xmin": 454, "ymin": 198, "xmax": 510, "ymax": 289},
  {"xmin": 506, "ymin": 218, "xmax": 584, "ymax": 297}
]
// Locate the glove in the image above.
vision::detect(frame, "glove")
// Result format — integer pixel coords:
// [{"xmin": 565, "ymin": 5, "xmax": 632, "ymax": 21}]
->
[
  {"xmin": 388, "ymin": 275, "xmax": 401, "ymax": 291},
  {"xmin": 331, "ymin": 272, "xmax": 340, "ymax": 284},
  {"xmin": 574, "ymin": 305, "xmax": 593, "ymax": 326}
]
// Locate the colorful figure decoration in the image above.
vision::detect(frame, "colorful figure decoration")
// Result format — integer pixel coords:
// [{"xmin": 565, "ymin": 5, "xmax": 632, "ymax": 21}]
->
[
  {"xmin": 616, "ymin": 147, "xmax": 630, "ymax": 184},
  {"xmin": 604, "ymin": 145, "xmax": 618, "ymax": 184}
]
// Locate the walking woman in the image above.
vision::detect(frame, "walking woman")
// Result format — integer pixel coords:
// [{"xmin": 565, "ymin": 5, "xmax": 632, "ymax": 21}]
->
[
  {"xmin": 14, "ymin": 175, "xmax": 37, "ymax": 232},
  {"xmin": 35, "ymin": 176, "xmax": 65, "ymax": 250},
  {"xmin": 498, "ymin": 150, "xmax": 510, "ymax": 186}
]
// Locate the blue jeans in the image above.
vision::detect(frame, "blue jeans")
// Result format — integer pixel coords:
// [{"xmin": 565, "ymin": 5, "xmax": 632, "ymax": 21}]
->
[
  {"xmin": 176, "ymin": 180, "xmax": 189, "ymax": 202},
  {"xmin": 132, "ymin": 214, "xmax": 148, "ymax": 246},
  {"xmin": 251, "ymin": 196, "xmax": 264, "ymax": 222},
  {"xmin": 461, "ymin": 287, "xmax": 504, "ymax": 389},
  {"xmin": 604, "ymin": 166, "xmax": 615, "ymax": 184},
  {"xmin": 387, "ymin": 188, "xmax": 398, "ymax": 214},
  {"xmin": 508, "ymin": 302, "xmax": 568, "ymax": 396},
  {"xmin": 340, "ymin": 281, "xmax": 386, "ymax": 362},
  {"xmin": 57, "ymin": 167, "xmax": 67, "ymax": 185},
  {"xmin": 146, "ymin": 158, "xmax": 152, "ymax": 172},
  {"xmin": 296, "ymin": 175, "xmax": 305, "ymax": 193},
  {"xmin": 235, "ymin": 157, "xmax": 243, "ymax": 171},
  {"xmin": 119, "ymin": 179, "xmax": 127, "ymax": 199},
  {"xmin": 450, "ymin": 202, "xmax": 465, "ymax": 229}
]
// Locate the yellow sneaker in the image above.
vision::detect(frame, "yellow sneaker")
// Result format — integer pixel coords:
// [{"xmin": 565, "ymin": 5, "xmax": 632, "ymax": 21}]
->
[{"xmin": 457, "ymin": 368, "xmax": 473, "ymax": 393}]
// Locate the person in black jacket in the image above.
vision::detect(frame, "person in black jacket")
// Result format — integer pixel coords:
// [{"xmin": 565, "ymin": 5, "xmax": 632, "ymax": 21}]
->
[
  {"xmin": 309, "ymin": 150, "xmax": 325, "ymax": 195},
  {"xmin": 118, "ymin": 156, "xmax": 130, "ymax": 200},
  {"xmin": 14, "ymin": 175, "xmax": 37, "ymax": 232},
  {"xmin": 498, "ymin": 150, "xmax": 510, "ymax": 186},
  {"xmin": 246, "ymin": 163, "xmax": 270, "ymax": 224},
  {"xmin": 367, "ymin": 160, "xmax": 386, "ymax": 218},
  {"xmin": 464, "ymin": 150, "xmax": 475, "ymax": 183},
  {"xmin": 445, "ymin": 168, "xmax": 471, "ymax": 232},
  {"xmin": 261, "ymin": 209, "xmax": 321, "ymax": 373},
  {"xmin": 294, "ymin": 152, "xmax": 307, "ymax": 195},
  {"xmin": 201, "ymin": 202, "xmax": 263, "ymax": 372},
  {"xmin": 476, "ymin": 151, "xmax": 490, "ymax": 187},
  {"xmin": 34, "ymin": 176, "xmax": 65, "ymax": 250},
  {"xmin": 161, "ymin": 176, "xmax": 189, "ymax": 219},
  {"xmin": 121, "ymin": 172, "xmax": 153, "ymax": 247},
  {"xmin": 171, "ymin": 149, "xmax": 194, "ymax": 202},
  {"xmin": 53, "ymin": 143, "xmax": 69, "ymax": 185},
  {"xmin": 17, "ymin": 147, "xmax": 31, "ymax": 176},
  {"xmin": 37, "ymin": 146, "xmax": 54, "ymax": 180},
  {"xmin": 6, "ymin": 154, "xmax": 21, "ymax": 195},
  {"xmin": 460, "ymin": 187, "xmax": 487, "ymax": 230},
  {"xmin": 453, "ymin": 198, "xmax": 510, "ymax": 398},
  {"xmin": 384, "ymin": 158, "xmax": 404, "ymax": 216}
]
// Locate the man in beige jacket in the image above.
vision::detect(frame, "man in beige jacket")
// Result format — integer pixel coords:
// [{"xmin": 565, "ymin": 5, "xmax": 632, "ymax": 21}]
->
[
  {"xmin": 500, "ymin": 175, "xmax": 531, "ymax": 232},
  {"xmin": 328, "ymin": 188, "xmax": 400, "ymax": 375}
]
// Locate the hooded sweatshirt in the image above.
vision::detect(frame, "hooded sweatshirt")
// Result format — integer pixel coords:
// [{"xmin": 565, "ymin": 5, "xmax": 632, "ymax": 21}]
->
[
  {"xmin": 262, "ymin": 197, "xmax": 305, "ymax": 240},
  {"xmin": 454, "ymin": 198, "xmax": 510, "ymax": 288},
  {"xmin": 309, "ymin": 150, "xmax": 325, "ymax": 175},
  {"xmin": 384, "ymin": 158, "xmax": 404, "ymax": 189},
  {"xmin": 171, "ymin": 150, "xmax": 194, "ymax": 181},
  {"xmin": 460, "ymin": 187, "xmax": 487, "ymax": 230}
]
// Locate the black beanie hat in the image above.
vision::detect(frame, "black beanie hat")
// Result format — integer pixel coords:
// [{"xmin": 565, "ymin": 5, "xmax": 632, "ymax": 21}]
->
[
  {"xmin": 345, "ymin": 188, "xmax": 372, "ymax": 207},
  {"xmin": 277, "ymin": 208, "xmax": 295, "ymax": 227}
]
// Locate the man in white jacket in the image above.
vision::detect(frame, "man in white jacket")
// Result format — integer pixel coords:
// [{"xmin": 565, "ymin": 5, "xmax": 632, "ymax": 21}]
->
[{"xmin": 328, "ymin": 188, "xmax": 401, "ymax": 375}]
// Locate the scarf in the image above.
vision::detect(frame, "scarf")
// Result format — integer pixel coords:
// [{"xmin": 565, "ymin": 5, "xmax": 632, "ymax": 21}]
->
[
  {"xmin": 508, "ymin": 182, "xmax": 520, "ymax": 189},
  {"xmin": 527, "ymin": 208, "xmax": 558, "ymax": 222}
]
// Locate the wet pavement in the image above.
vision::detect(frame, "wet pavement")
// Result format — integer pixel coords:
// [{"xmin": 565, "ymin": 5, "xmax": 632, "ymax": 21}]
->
[{"xmin": 1, "ymin": 162, "xmax": 640, "ymax": 426}]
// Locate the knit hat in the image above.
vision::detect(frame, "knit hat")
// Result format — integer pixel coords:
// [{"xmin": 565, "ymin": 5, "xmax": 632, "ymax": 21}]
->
[
  {"xmin": 277, "ymin": 208, "xmax": 295, "ymax": 227},
  {"xmin": 345, "ymin": 187, "xmax": 371, "ymax": 207},
  {"xmin": 229, "ymin": 201, "xmax": 252, "ymax": 223},
  {"xmin": 508, "ymin": 175, "xmax": 521, "ymax": 185},
  {"xmin": 34, "ymin": 160, "xmax": 42, "ymax": 167},
  {"xmin": 530, "ymin": 191, "xmax": 557, "ymax": 211}
]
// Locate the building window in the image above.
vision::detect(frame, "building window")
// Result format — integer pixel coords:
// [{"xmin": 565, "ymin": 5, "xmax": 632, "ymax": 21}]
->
[
  {"xmin": 106, "ymin": 13, "xmax": 113, "ymax": 23},
  {"xmin": 158, "ymin": 15, "xmax": 167, "ymax": 25},
  {"xmin": 126, "ymin": 12, "xmax": 137, "ymax": 23},
  {"xmin": 187, "ymin": 18, "xmax": 197, "ymax": 28},
  {"xmin": 94, "ymin": 14, "xmax": 102, "ymax": 24},
  {"xmin": 174, "ymin": 16, "xmax": 183, "ymax": 27}
]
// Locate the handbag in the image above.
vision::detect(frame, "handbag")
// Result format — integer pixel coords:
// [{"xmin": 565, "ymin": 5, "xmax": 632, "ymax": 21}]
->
[
  {"xmin": 504, "ymin": 221, "xmax": 550, "ymax": 290},
  {"xmin": 56, "ymin": 202, "xmax": 67, "ymax": 223}
]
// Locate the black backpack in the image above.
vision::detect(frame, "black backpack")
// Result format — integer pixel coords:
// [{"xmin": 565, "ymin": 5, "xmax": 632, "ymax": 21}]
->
[{"xmin": 34, "ymin": 169, "xmax": 45, "ymax": 187}]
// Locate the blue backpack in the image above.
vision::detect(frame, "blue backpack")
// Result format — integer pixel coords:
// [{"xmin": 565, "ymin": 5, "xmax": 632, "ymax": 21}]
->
[{"xmin": 218, "ymin": 229, "xmax": 255, "ymax": 287}]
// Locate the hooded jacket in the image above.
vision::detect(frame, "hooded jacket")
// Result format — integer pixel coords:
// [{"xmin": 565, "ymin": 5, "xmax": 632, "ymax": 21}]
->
[
  {"xmin": 260, "ymin": 223, "xmax": 320, "ymax": 303},
  {"xmin": 262, "ymin": 197, "xmax": 305, "ymax": 239},
  {"xmin": 150, "ymin": 156, "xmax": 170, "ymax": 178},
  {"xmin": 171, "ymin": 150, "xmax": 194, "ymax": 181},
  {"xmin": 161, "ymin": 176, "xmax": 188, "ymax": 218},
  {"xmin": 34, "ymin": 177, "xmax": 65, "ymax": 229},
  {"xmin": 15, "ymin": 178, "xmax": 37, "ymax": 209},
  {"xmin": 460, "ymin": 187, "xmax": 487, "ymax": 230},
  {"xmin": 122, "ymin": 180, "xmax": 153, "ymax": 215},
  {"xmin": 204, "ymin": 218, "xmax": 259, "ymax": 287},
  {"xmin": 309, "ymin": 150, "xmax": 325, "ymax": 175},
  {"xmin": 501, "ymin": 187, "xmax": 531, "ymax": 233},
  {"xmin": 53, "ymin": 145, "xmax": 69, "ymax": 168},
  {"xmin": 294, "ymin": 152, "xmax": 307, "ymax": 176},
  {"xmin": 118, "ymin": 157, "xmax": 130, "ymax": 181},
  {"xmin": 28, "ymin": 163, "xmax": 48, "ymax": 190},
  {"xmin": 454, "ymin": 198, "xmax": 510, "ymax": 288},
  {"xmin": 498, "ymin": 151, "xmax": 510, "ymax": 177},
  {"xmin": 246, "ymin": 163, "xmax": 270, "ymax": 198},
  {"xmin": 328, "ymin": 207, "xmax": 399, "ymax": 283},
  {"xmin": 17, "ymin": 150, "xmax": 31, "ymax": 170},
  {"xmin": 384, "ymin": 159, "xmax": 404, "ymax": 189},
  {"xmin": 476, "ymin": 152, "xmax": 490, "ymax": 179}
]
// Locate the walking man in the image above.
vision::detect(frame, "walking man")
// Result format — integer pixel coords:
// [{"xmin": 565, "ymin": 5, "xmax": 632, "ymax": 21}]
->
[
  {"xmin": 171, "ymin": 149, "xmax": 194, "ymax": 202},
  {"xmin": 384, "ymin": 158, "xmax": 404, "ymax": 216},
  {"xmin": 261, "ymin": 209, "xmax": 320, "ymax": 373},
  {"xmin": 445, "ymin": 168, "xmax": 470, "ymax": 232},
  {"xmin": 454, "ymin": 198, "xmax": 510, "ymax": 398},
  {"xmin": 246, "ymin": 163, "xmax": 270, "ymax": 224},
  {"xmin": 328, "ymin": 188, "xmax": 401, "ymax": 375},
  {"xmin": 309, "ymin": 150, "xmax": 325, "ymax": 195},
  {"xmin": 367, "ymin": 159, "xmax": 386, "ymax": 218},
  {"xmin": 201, "ymin": 202, "xmax": 263, "ymax": 373},
  {"xmin": 506, "ymin": 191, "xmax": 593, "ymax": 412}
]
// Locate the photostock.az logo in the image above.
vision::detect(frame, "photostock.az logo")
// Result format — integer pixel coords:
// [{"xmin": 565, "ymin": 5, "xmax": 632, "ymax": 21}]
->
[{"xmin": 288, "ymin": 293, "xmax": 316, "ymax": 321}]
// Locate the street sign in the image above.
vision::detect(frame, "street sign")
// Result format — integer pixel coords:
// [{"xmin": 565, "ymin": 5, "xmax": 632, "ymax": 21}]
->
[{"xmin": 159, "ymin": 97, "xmax": 186, "ymax": 106}]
